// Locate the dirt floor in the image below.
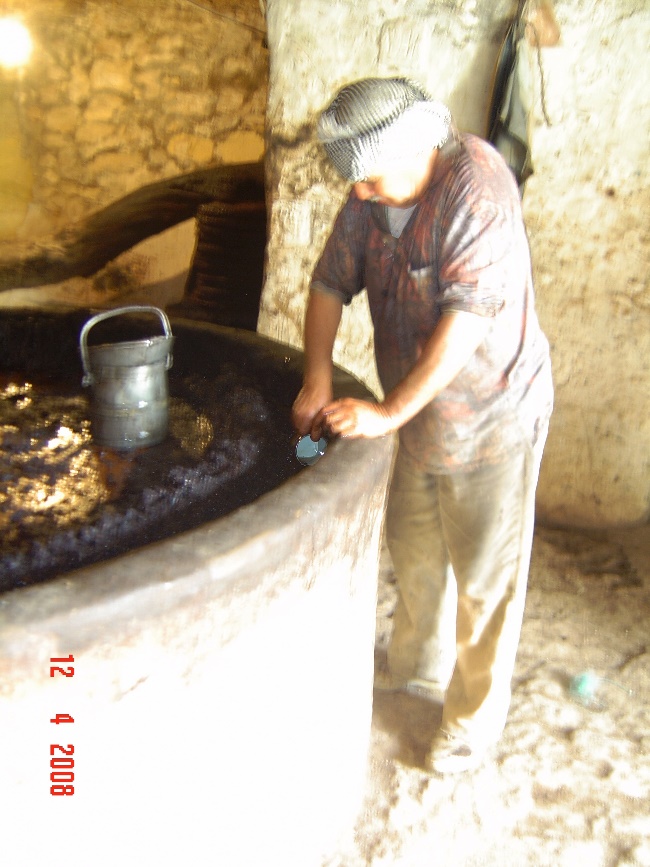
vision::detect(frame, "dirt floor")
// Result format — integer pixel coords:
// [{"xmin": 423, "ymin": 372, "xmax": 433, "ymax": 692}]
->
[{"xmin": 326, "ymin": 524, "xmax": 650, "ymax": 867}]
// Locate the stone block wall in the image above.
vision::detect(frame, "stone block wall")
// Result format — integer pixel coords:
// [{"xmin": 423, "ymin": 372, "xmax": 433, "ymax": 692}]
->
[
  {"xmin": 259, "ymin": 0, "xmax": 649, "ymax": 528},
  {"xmin": 0, "ymin": 0, "xmax": 267, "ymax": 308}
]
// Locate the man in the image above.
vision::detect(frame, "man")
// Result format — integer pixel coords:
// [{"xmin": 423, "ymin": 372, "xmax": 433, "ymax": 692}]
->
[{"xmin": 292, "ymin": 78, "xmax": 553, "ymax": 774}]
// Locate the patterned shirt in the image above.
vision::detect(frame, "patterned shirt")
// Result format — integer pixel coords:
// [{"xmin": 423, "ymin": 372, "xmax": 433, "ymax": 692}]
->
[{"xmin": 312, "ymin": 133, "xmax": 553, "ymax": 473}]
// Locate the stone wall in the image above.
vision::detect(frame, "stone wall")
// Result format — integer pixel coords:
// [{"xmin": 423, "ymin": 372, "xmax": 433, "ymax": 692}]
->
[
  {"xmin": 0, "ymin": 0, "xmax": 267, "ymax": 308},
  {"xmin": 259, "ymin": 0, "xmax": 650, "ymax": 528}
]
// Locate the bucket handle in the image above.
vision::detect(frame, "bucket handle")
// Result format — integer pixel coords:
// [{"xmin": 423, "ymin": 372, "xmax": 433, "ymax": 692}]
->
[{"xmin": 80, "ymin": 305, "xmax": 174, "ymax": 386}]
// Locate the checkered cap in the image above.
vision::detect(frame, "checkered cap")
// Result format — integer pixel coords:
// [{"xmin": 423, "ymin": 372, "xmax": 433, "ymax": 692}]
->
[{"xmin": 317, "ymin": 78, "xmax": 451, "ymax": 182}]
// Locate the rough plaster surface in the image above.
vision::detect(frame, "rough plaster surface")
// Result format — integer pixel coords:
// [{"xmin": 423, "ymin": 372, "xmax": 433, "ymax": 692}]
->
[
  {"xmin": 521, "ymin": 4, "xmax": 649, "ymax": 526},
  {"xmin": 259, "ymin": 0, "xmax": 649, "ymax": 527}
]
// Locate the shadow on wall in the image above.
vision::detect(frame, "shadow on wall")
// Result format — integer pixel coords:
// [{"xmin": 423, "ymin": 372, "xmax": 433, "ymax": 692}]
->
[{"xmin": 0, "ymin": 161, "xmax": 268, "ymax": 331}]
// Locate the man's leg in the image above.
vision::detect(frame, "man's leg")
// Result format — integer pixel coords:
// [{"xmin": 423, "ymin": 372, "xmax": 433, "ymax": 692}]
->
[
  {"xmin": 429, "ymin": 429, "xmax": 547, "ymax": 771},
  {"xmin": 384, "ymin": 448, "xmax": 457, "ymax": 696}
]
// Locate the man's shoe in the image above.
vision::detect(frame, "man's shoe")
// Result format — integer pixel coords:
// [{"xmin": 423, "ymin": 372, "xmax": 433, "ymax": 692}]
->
[{"xmin": 425, "ymin": 730, "xmax": 487, "ymax": 775}]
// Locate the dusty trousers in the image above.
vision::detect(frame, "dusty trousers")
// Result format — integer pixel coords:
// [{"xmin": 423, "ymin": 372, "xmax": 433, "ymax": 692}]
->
[{"xmin": 385, "ymin": 427, "xmax": 547, "ymax": 748}]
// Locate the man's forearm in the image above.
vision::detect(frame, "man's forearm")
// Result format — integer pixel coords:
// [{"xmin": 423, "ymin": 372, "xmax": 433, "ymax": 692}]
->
[
  {"xmin": 381, "ymin": 310, "xmax": 491, "ymax": 429},
  {"xmin": 303, "ymin": 287, "xmax": 343, "ymax": 385},
  {"xmin": 312, "ymin": 309, "xmax": 492, "ymax": 440}
]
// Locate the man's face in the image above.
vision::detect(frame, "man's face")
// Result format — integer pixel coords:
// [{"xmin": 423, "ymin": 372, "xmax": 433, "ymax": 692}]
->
[
  {"xmin": 352, "ymin": 150, "xmax": 438, "ymax": 208},
  {"xmin": 353, "ymin": 173, "xmax": 416, "ymax": 208}
]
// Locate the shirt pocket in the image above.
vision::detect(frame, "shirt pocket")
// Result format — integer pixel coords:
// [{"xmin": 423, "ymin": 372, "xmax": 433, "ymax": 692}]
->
[
  {"xmin": 407, "ymin": 265, "xmax": 437, "ymax": 301},
  {"xmin": 404, "ymin": 265, "xmax": 439, "ymax": 337}
]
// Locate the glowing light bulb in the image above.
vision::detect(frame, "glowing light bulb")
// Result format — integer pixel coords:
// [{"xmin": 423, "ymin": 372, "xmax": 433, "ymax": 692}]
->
[{"xmin": 0, "ymin": 18, "xmax": 33, "ymax": 70}]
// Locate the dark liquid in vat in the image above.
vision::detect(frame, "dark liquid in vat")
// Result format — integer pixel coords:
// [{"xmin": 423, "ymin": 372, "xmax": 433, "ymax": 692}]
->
[{"xmin": 0, "ymin": 311, "xmax": 302, "ymax": 592}]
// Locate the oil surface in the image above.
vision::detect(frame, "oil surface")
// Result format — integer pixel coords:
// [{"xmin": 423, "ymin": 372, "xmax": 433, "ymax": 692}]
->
[{"xmin": 0, "ymin": 363, "xmax": 298, "ymax": 591}]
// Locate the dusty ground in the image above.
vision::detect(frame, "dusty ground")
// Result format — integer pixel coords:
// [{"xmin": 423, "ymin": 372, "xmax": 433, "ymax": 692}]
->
[{"xmin": 326, "ymin": 524, "xmax": 650, "ymax": 867}]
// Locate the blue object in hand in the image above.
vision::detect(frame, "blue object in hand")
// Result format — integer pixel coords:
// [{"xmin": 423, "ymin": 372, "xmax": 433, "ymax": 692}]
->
[{"xmin": 295, "ymin": 435, "xmax": 327, "ymax": 466}]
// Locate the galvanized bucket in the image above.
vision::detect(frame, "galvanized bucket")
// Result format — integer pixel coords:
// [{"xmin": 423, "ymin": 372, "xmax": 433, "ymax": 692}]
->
[{"xmin": 80, "ymin": 306, "xmax": 174, "ymax": 450}]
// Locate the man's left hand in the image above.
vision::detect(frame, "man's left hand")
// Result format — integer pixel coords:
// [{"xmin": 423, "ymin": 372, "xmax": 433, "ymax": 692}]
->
[{"xmin": 312, "ymin": 399, "xmax": 394, "ymax": 440}]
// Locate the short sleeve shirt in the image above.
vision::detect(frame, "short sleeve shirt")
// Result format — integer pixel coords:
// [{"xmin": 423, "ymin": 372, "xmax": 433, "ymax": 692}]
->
[{"xmin": 312, "ymin": 133, "xmax": 553, "ymax": 473}]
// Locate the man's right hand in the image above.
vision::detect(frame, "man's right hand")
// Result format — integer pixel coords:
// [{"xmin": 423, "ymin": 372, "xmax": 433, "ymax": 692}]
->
[
  {"xmin": 292, "ymin": 286, "xmax": 343, "ymax": 437},
  {"xmin": 291, "ymin": 380, "xmax": 333, "ymax": 437}
]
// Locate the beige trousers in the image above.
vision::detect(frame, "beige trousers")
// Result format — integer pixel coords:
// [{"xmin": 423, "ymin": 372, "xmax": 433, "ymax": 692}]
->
[{"xmin": 385, "ymin": 428, "xmax": 547, "ymax": 748}]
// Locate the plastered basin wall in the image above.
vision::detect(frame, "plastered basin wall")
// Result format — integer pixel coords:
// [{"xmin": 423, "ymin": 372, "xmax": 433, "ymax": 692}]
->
[{"xmin": 0, "ymin": 358, "xmax": 394, "ymax": 867}]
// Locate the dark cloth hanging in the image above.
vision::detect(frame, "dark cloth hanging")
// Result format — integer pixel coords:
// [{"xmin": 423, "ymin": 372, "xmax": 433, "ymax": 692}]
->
[
  {"xmin": 487, "ymin": 1, "xmax": 533, "ymax": 193},
  {"xmin": 169, "ymin": 199, "xmax": 267, "ymax": 331}
]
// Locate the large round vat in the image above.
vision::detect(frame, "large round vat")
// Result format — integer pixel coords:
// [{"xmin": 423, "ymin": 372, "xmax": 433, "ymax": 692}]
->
[{"xmin": 0, "ymin": 309, "xmax": 395, "ymax": 867}]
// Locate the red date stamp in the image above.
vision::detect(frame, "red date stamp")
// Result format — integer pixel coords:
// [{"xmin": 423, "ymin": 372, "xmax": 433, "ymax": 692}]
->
[{"xmin": 49, "ymin": 654, "xmax": 75, "ymax": 796}]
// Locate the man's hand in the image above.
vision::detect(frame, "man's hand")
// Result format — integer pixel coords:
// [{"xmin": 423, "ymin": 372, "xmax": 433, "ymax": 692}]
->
[
  {"xmin": 313, "ymin": 398, "xmax": 394, "ymax": 439},
  {"xmin": 292, "ymin": 287, "xmax": 343, "ymax": 436},
  {"xmin": 292, "ymin": 381, "xmax": 333, "ymax": 435}
]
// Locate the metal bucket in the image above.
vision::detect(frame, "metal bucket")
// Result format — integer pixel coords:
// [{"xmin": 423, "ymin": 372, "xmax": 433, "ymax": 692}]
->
[{"xmin": 80, "ymin": 306, "xmax": 174, "ymax": 450}]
